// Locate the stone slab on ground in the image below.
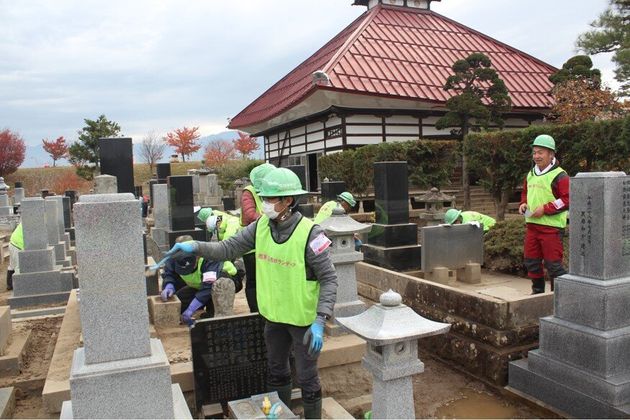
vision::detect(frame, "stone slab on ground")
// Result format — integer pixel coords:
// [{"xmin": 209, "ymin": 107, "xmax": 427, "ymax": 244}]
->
[
  {"xmin": 0, "ymin": 307, "xmax": 9, "ymax": 355},
  {"xmin": 322, "ymin": 397, "xmax": 354, "ymax": 419},
  {"xmin": 10, "ymin": 306, "xmax": 66, "ymax": 320},
  {"xmin": 8, "ymin": 290, "xmax": 71, "ymax": 309},
  {"xmin": 0, "ymin": 386, "xmax": 15, "ymax": 419},
  {"xmin": 0, "ymin": 329, "xmax": 32, "ymax": 377}
]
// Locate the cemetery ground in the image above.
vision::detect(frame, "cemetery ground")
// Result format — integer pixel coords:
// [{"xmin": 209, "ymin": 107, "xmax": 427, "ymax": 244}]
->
[{"xmin": 0, "ymin": 257, "xmax": 555, "ymax": 419}]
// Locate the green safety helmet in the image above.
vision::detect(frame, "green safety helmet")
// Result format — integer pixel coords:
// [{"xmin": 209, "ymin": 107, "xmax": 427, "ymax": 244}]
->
[
  {"xmin": 250, "ymin": 163, "xmax": 276, "ymax": 192},
  {"xmin": 197, "ymin": 207, "xmax": 213, "ymax": 223},
  {"xmin": 532, "ymin": 134, "xmax": 556, "ymax": 151},
  {"xmin": 258, "ymin": 167, "xmax": 308, "ymax": 197},
  {"xmin": 444, "ymin": 208, "xmax": 462, "ymax": 225},
  {"xmin": 337, "ymin": 192, "xmax": 356, "ymax": 207}
]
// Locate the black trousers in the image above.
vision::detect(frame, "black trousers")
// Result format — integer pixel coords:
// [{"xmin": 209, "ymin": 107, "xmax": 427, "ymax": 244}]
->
[
  {"xmin": 175, "ymin": 286, "xmax": 214, "ymax": 317},
  {"xmin": 243, "ymin": 252, "xmax": 258, "ymax": 312}
]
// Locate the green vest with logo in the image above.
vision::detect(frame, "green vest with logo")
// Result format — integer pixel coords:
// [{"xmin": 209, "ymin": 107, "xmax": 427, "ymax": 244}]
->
[
  {"xmin": 525, "ymin": 166, "xmax": 567, "ymax": 229},
  {"xmin": 255, "ymin": 215, "xmax": 319, "ymax": 326},
  {"xmin": 460, "ymin": 211, "xmax": 496, "ymax": 232},
  {"xmin": 314, "ymin": 200, "xmax": 337, "ymax": 224},
  {"xmin": 179, "ymin": 258, "xmax": 237, "ymax": 289},
  {"xmin": 10, "ymin": 223, "xmax": 24, "ymax": 250}
]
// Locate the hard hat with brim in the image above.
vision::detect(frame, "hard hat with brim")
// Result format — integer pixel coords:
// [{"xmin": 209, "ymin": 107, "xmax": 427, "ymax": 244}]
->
[
  {"xmin": 444, "ymin": 208, "xmax": 462, "ymax": 225},
  {"xmin": 337, "ymin": 192, "xmax": 356, "ymax": 207},
  {"xmin": 250, "ymin": 163, "xmax": 276, "ymax": 192},
  {"xmin": 532, "ymin": 134, "xmax": 556, "ymax": 151},
  {"xmin": 258, "ymin": 168, "xmax": 308, "ymax": 197},
  {"xmin": 197, "ymin": 207, "xmax": 213, "ymax": 223}
]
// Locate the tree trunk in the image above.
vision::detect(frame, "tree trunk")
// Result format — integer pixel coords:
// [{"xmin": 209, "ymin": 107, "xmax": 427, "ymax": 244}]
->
[
  {"xmin": 52, "ymin": 160, "xmax": 56, "ymax": 167},
  {"xmin": 182, "ymin": 154, "xmax": 186, "ymax": 163},
  {"xmin": 497, "ymin": 189, "xmax": 511, "ymax": 221},
  {"xmin": 461, "ymin": 124, "xmax": 470, "ymax": 210}
]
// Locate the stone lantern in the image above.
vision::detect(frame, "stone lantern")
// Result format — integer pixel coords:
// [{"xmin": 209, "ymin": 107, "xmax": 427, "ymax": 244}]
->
[
  {"xmin": 412, "ymin": 187, "xmax": 456, "ymax": 227},
  {"xmin": 0, "ymin": 177, "xmax": 9, "ymax": 194},
  {"xmin": 0, "ymin": 177, "xmax": 13, "ymax": 215},
  {"xmin": 319, "ymin": 206, "xmax": 372, "ymax": 323},
  {"xmin": 336, "ymin": 289, "xmax": 450, "ymax": 419}
]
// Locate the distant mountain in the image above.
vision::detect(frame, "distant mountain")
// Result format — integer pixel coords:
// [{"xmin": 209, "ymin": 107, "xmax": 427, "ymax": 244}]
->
[{"xmin": 21, "ymin": 130, "xmax": 263, "ymax": 168}]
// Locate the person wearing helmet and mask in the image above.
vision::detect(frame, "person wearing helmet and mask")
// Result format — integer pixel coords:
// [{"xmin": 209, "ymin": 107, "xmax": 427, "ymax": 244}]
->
[
  {"xmin": 159, "ymin": 168, "xmax": 337, "ymax": 419},
  {"xmin": 444, "ymin": 208, "xmax": 496, "ymax": 232},
  {"xmin": 239, "ymin": 162, "xmax": 276, "ymax": 313},
  {"xmin": 197, "ymin": 208, "xmax": 241, "ymax": 241},
  {"xmin": 160, "ymin": 235, "xmax": 244, "ymax": 324},
  {"xmin": 518, "ymin": 134, "xmax": 569, "ymax": 294},
  {"xmin": 314, "ymin": 191, "xmax": 363, "ymax": 250}
]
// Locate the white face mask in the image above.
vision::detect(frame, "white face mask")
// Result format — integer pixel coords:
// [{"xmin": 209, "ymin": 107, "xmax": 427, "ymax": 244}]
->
[{"xmin": 262, "ymin": 200, "xmax": 280, "ymax": 220}]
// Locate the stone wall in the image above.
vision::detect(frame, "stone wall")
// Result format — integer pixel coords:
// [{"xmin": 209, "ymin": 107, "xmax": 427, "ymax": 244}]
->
[{"xmin": 356, "ymin": 262, "xmax": 553, "ymax": 385}]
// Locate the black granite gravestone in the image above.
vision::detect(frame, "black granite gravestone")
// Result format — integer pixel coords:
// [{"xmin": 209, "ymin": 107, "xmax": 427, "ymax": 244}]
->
[
  {"xmin": 286, "ymin": 165, "xmax": 306, "ymax": 190},
  {"xmin": 134, "ymin": 185, "xmax": 143, "ymax": 199},
  {"xmin": 148, "ymin": 179, "xmax": 158, "ymax": 208},
  {"xmin": 191, "ymin": 314, "xmax": 267, "ymax": 414},
  {"xmin": 321, "ymin": 181, "xmax": 346, "ymax": 202},
  {"xmin": 61, "ymin": 196, "xmax": 71, "ymax": 228},
  {"xmin": 363, "ymin": 161, "xmax": 421, "ymax": 271},
  {"xmin": 156, "ymin": 163, "xmax": 171, "ymax": 184},
  {"xmin": 167, "ymin": 175, "xmax": 207, "ymax": 247},
  {"xmin": 99, "ymin": 137, "xmax": 135, "ymax": 194},
  {"xmin": 14, "ymin": 181, "xmax": 23, "ymax": 188},
  {"xmin": 64, "ymin": 190, "xmax": 77, "ymax": 206}
]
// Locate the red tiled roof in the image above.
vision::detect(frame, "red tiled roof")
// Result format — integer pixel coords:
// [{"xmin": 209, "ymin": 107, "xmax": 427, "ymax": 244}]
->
[{"xmin": 229, "ymin": 5, "xmax": 556, "ymax": 130}]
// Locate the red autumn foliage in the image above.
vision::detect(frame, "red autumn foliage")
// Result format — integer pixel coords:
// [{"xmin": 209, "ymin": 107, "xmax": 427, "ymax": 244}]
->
[
  {"xmin": 0, "ymin": 129, "xmax": 26, "ymax": 177},
  {"xmin": 42, "ymin": 136, "xmax": 69, "ymax": 166},
  {"xmin": 163, "ymin": 126, "xmax": 202, "ymax": 162},
  {"xmin": 203, "ymin": 140, "xmax": 237, "ymax": 168},
  {"xmin": 52, "ymin": 171, "xmax": 91, "ymax": 194},
  {"xmin": 233, "ymin": 131, "xmax": 259, "ymax": 158}
]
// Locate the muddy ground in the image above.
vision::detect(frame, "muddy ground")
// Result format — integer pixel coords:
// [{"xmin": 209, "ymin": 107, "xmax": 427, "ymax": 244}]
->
[{"xmin": 0, "ymin": 257, "xmax": 554, "ymax": 419}]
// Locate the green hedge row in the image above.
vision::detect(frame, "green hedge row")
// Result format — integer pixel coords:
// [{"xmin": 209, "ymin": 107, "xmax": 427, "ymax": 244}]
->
[{"xmin": 319, "ymin": 140, "xmax": 460, "ymax": 195}]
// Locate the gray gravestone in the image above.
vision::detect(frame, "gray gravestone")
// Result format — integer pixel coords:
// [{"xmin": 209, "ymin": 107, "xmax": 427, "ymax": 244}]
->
[
  {"xmin": 509, "ymin": 172, "xmax": 630, "ymax": 418},
  {"xmin": 13, "ymin": 188, "xmax": 24, "ymax": 205},
  {"xmin": 62, "ymin": 193, "xmax": 191, "ymax": 419},
  {"xmin": 0, "ymin": 194, "xmax": 13, "ymax": 215},
  {"xmin": 94, "ymin": 175, "xmax": 118, "ymax": 194},
  {"xmin": 150, "ymin": 183, "xmax": 170, "ymax": 251},
  {"xmin": 45, "ymin": 198, "xmax": 71, "ymax": 266},
  {"xmin": 9, "ymin": 198, "xmax": 73, "ymax": 308},
  {"xmin": 420, "ymin": 224, "xmax": 484, "ymax": 272}
]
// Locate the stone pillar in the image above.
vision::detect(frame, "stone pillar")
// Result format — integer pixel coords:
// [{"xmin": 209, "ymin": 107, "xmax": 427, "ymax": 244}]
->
[
  {"xmin": 362, "ymin": 162, "xmax": 421, "ymax": 271},
  {"xmin": 336, "ymin": 290, "xmax": 450, "ymax": 419},
  {"xmin": 0, "ymin": 193, "xmax": 12, "ymax": 215},
  {"xmin": 94, "ymin": 175, "xmax": 118, "ymax": 194},
  {"xmin": 99, "ymin": 137, "xmax": 135, "ymax": 194},
  {"xmin": 509, "ymin": 172, "xmax": 630, "ymax": 418},
  {"xmin": 13, "ymin": 188, "xmax": 24, "ymax": 206},
  {"xmin": 166, "ymin": 176, "xmax": 205, "ymax": 247},
  {"xmin": 150, "ymin": 184, "xmax": 170, "ymax": 251},
  {"xmin": 44, "ymin": 197, "xmax": 71, "ymax": 267},
  {"xmin": 9, "ymin": 198, "xmax": 73, "ymax": 308},
  {"xmin": 61, "ymin": 193, "xmax": 191, "ymax": 419}
]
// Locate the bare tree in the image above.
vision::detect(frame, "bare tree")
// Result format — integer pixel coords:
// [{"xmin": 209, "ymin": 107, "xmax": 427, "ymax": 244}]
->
[{"xmin": 139, "ymin": 131, "xmax": 166, "ymax": 173}]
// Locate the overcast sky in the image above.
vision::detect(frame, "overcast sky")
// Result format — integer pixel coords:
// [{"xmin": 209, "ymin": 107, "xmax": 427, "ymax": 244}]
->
[{"xmin": 1, "ymin": 0, "xmax": 615, "ymax": 152}]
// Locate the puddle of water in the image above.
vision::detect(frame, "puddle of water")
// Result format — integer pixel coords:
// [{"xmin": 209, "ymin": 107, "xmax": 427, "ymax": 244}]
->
[{"xmin": 435, "ymin": 388, "xmax": 523, "ymax": 419}]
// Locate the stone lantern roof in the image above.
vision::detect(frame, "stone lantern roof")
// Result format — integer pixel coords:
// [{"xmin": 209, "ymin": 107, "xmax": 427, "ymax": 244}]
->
[
  {"xmin": 318, "ymin": 206, "xmax": 372, "ymax": 235},
  {"xmin": 336, "ymin": 289, "xmax": 450, "ymax": 346}
]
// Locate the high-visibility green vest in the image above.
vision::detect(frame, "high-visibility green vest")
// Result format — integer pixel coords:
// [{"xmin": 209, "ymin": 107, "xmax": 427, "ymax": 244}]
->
[
  {"xmin": 179, "ymin": 258, "xmax": 237, "ymax": 289},
  {"xmin": 240, "ymin": 185, "xmax": 263, "ymax": 227},
  {"xmin": 10, "ymin": 223, "xmax": 23, "ymax": 250},
  {"xmin": 255, "ymin": 215, "xmax": 319, "ymax": 326},
  {"xmin": 214, "ymin": 210, "xmax": 242, "ymax": 241},
  {"xmin": 460, "ymin": 211, "xmax": 496, "ymax": 232},
  {"xmin": 525, "ymin": 166, "xmax": 567, "ymax": 229},
  {"xmin": 314, "ymin": 201, "xmax": 337, "ymax": 224}
]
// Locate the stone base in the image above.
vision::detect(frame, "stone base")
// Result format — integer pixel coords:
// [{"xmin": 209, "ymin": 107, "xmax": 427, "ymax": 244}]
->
[
  {"xmin": 0, "ymin": 307, "xmax": 9, "ymax": 353},
  {"xmin": 362, "ymin": 243, "xmax": 421, "ymax": 271},
  {"xmin": 145, "ymin": 268, "xmax": 160, "ymax": 296},
  {"xmin": 66, "ymin": 339, "xmax": 181, "ymax": 419},
  {"xmin": 0, "ymin": 386, "xmax": 16, "ymax": 419},
  {"xmin": 17, "ymin": 247, "xmax": 55, "ymax": 274},
  {"xmin": 509, "ymin": 358, "xmax": 630, "ymax": 418},
  {"xmin": 148, "ymin": 295, "xmax": 181, "ymax": 327},
  {"xmin": 457, "ymin": 263, "xmax": 481, "ymax": 284},
  {"xmin": 56, "ymin": 257, "xmax": 72, "ymax": 268},
  {"xmin": 9, "ymin": 291, "xmax": 71, "ymax": 309},
  {"xmin": 367, "ymin": 223, "xmax": 418, "ymax": 247},
  {"xmin": 332, "ymin": 300, "xmax": 365, "ymax": 319},
  {"xmin": 0, "ymin": 329, "xmax": 33, "ymax": 377},
  {"xmin": 167, "ymin": 228, "xmax": 206, "ymax": 248},
  {"xmin": 425, "ymin": 267, "xmax": 455, "ymax": 285},
  {"xmin": 66, "ymin": 248, "xmax": 77, "ymax": 266},
  {"xmin": 61, "ymin": 383, "xmax": 191, "ymax": 419},
  {"xmin": 12, "ymin": 270, "xmax": 74, "ymax": 297}
]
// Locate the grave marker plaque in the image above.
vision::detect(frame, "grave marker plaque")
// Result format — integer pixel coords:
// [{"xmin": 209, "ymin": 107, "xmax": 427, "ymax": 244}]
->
[{"xmin": 99, "ymin": 137, "xmax": 134, "ymax": 194}]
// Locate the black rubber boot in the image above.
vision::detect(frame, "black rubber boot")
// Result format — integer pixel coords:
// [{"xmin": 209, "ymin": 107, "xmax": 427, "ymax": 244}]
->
[
  {"xmin": 268, "ymin": 382, "xmax": 292, "ymax": 408},
  {"xmin": 531, "ymin": 277, "xmax": 545, "ymax": 294},
  {"xmin": 302, "ymin": 389, "xmax": 322, "ymax": 419},
  {"xmin": 6, "ymin": 269, "xmax": 14, "ymax": 291}
]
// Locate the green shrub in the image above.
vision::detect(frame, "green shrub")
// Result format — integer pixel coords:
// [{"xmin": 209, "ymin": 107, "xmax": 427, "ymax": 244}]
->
[
  {"xmin": 483, "ymin": 219, "xmax": 526, "ymax": 274},
  {"xmin": 217, "ymin": 159, "xmax": 262, "ymax": 193},
  {"xmin": 319, "ymin": 140, "xmax": 459, "ymax": 196}
]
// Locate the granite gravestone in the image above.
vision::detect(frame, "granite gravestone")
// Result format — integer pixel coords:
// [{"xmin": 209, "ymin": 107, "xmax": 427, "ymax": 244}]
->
[
  {"xmin": 44, "ymin": 198, "xmax": 71, "ymax": 267},
  {"xmin": 150, "ymin": 183, "xmax": 170, "ymax": 252},
  {"xmin": 13, "ymin": 185, "xmax": 24, "ymax": 206},
  {"xmin": 362, "ymin": 162, "xmax": 421, "ymax": 271},
  {"xmin": 191, "ymin": 314, "xmax": 267, "ymax": 414},
  {"xmin": 9, "ymin": 198, "xmax": 73, "ymax": 308},
  {"xmin": 94, "ymin": 175, "xmax": 117, "ymax": 194},
  {"xmin": 321, "ymin": 180, "xmax": 346, "ymax": 203},
  {"xmin": 156, "ymin": 163, "xmax": 171, "ymax": 184},
  {"xmin": 61, "ymin": 193, "xmax": 191, "ymax": 419},
  {"xmin": 166, "ymin": 176, "xmax": 205, "ymax": 247},
  {"xmin": 509, "ymin": 172, "xmax": 630, "ymax": 418},
  {"xmin": 99, "ymin": 137, "xmax": 135, "ymax": 194}
]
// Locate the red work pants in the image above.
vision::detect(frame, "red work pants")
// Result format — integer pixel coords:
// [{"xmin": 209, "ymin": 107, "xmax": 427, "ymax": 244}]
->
[{"xmin": 523, "ymin": 224, "xmax": 566, "ymax": 281}]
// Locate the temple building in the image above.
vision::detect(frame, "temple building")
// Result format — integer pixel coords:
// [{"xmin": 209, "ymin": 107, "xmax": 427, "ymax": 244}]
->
[{"xmin": 228, "ymin": 0, "xmax": 556, "ymax": 191}]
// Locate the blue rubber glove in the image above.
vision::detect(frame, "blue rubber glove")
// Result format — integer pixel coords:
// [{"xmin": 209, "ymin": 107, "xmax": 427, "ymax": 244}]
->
[
  {"xmin": 302, "ymin": 315, "xmax": 326, "ymax": 357},
  {"xmin": 150, "ymin": 241, "xmax": 199, "ymax": 270},
  {"xmin": 160, "ymin": 283, "xmax": 175, "ymax": 302},
  {"xmin": 181, "ymin": 297, "xmax": 204, "ymax": 326}
]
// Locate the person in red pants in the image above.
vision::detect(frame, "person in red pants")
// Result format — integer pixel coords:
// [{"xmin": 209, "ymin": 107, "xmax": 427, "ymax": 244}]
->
[{"xmin": 518, "ymin": 134, "xmax": 570, "ymax": 294}]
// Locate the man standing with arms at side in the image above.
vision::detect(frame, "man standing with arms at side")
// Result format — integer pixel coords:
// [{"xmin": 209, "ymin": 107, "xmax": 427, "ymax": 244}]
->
[{"xmin": 519, "ymin": 134, "xmax": 570, "ymax": 294}]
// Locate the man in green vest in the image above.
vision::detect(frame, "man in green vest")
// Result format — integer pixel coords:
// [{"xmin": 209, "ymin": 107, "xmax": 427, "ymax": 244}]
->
[
  {"xmin": 313, "ymin": 191, "xmax": 356, "ymax": 224},
  {"xmin": 444, "ymin": 208, "xmax": 496, "ymax": 232},
  {"xmin": 197, "ymin": 208, "xmax": 241, "ymax": 241},
  {"xmin": 7, "ymin": 223, "xmax": 23, "ymax": 290},
  {"xmin": 159, "ymin": 168, "xmax": 338, "ymax": 419},
  {"xmin": 160, "ymin": 235, "xmax": 244, "ymax": 324},
  {"xmin": 239, "ymin": 162, "xmax": 276, "ymax": 313},
  {"xmin": 518, "ymin": 134, "xmax": 570, "ymax": 294}
]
